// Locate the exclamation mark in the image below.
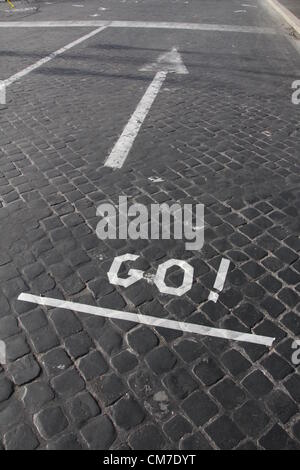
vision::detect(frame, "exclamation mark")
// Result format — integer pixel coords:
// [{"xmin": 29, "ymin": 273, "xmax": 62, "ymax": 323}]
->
[
  {"xmin": 0, "ymin": 82, "xmax": 6, "ymax": 105},
  {"xmin": 208, "ymin": 258, "xmax": 230, "ymax": 303}
]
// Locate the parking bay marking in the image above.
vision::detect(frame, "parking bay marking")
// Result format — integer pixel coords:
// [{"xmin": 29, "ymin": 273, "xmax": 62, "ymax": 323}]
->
[
  {"xmin": 2, "ymin": 24, "xmax": 109, "ymax": 90},
  {"xmin": 105, "ymin": 47, "xmax": 188, "ymax": 169},
  {"xmin": 18, "ymin": 293, "xmax": 275, "ymax": 347}
]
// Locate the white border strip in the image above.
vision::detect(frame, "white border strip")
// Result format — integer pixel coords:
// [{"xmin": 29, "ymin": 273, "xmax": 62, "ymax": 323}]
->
[
  {"xmin": 264, "ymin": 0, "xmax": 300, "ymax": 35},
  {"xmin": 3, "ymin": 24, "xmax": 109, "ymax": 87},
  {"xmin": 18, "ymin": 293, "xmax": 275, "ymax": 347},
  {"xmin": 0, "ymin": 20, "xmax": 276, "ymax": 34}
]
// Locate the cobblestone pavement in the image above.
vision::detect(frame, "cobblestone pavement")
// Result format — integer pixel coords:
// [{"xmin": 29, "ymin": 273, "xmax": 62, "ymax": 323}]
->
[{"xmin": 0, "ymin": 0, "xmax": 300, "ymax": 451}]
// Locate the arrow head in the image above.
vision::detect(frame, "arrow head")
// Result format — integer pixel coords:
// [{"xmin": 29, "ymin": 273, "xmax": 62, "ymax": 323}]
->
[{"xmin": 140, "ymin": 47, "xmax": 189, "ymax": 75}]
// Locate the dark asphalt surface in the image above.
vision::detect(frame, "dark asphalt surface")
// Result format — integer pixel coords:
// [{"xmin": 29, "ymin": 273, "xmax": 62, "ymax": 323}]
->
[{"xmin": 0, "ymin": 0, "xmax": 299, "ymax": 450}]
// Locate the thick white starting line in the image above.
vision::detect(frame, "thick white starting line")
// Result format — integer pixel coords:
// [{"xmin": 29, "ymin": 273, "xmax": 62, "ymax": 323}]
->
[{"xmin": 18, "ymin": 293, "xmax": 275, "ymax": 347}]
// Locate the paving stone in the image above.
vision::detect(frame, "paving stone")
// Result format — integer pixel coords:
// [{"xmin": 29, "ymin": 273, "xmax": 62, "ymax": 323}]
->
[
  {"xmin": 242, "ymin": 370, "xmax": 273, "ymax": 398},
  {"xmin": 0, "ymin": 316, "xmax": 20, "ymax": 339},
  {"xmin": 66, "ymin": 391, "xmax": 100, "ymax": 426},
  {"xmin": 4, "ymin": 424, "xmax": 39, "ymax": 450},
  {"xmin": 5, "ymin": 335, "xmax": 30, "ymax": 361},
  {"xmin": 235, "ymin": 440, "xmax": 258, "ymax": 450},
  {"xmin": 0, "ymin": 376, "xmax": 13, "ymax": 403},
  {"xmin": 112, "ymin": 395, "xmax": 145, "ymax": 431},
  {"xmin": 47, "ymin": 433, "xmax": 83, "ymax": 450},
  {"xmin": 284, "ymin": 374, "xmax": 300, "ymax": 403},
  {"xmin": 96, "ymin": 324, "xmax": 123, "ymax": 355},
  {"xmin": 166, "ymin": 298, "xmax": 195, "ymax": 320},
  {"xmin": 8, "ymin": 355, "xmax": 41, "ymax": 386},
  {"xmin": 124, "ymin": 283, "xmax": 154, "ymax": 307},
  {"xmin": 20, "ymin": 308, "xmax": 48, "ymax": 333},
  {"xmin": 262, "ymin": 353, "xmax": 294, "ymax": 380},
  {"xmin": 235, "ymin": 303, "xmax": 263, "ymax": 327},
  {"xmin": 211, "ymin": 378, "xmax": 245, "ymax": 410},
  {"xmin": 194, "ymin": 355, "xmax": 224, "ymax": 386},
  {"xmin": 30, "ymin": 326, "xmax": 60, "ymax": 353},
  {"xmin": 64, "ymin": 331, "xmax": 93, "ymax": 359},
  {"xmin": 266, "ymin": 390, "xmax": 298, "ymax": 424},
  {"xmin": 111, "ymin": 350, "xmax": 138, "ymax": 374},
  {"xmin": 34, "ymin": 406, "xmax": 68, "ymax": 439},
  {"xmin": 221, "ymin": 350, "xmax": 251, "ymax": 377},
  {"xmin": 234, "ymin": 401, "xmax": 270, "ymax": 439},
  {"xmin": 41, "ymin": 347, "xmax": 72, "ymax": 376},
  {"xmin": 293, "ymin": 421, "xmax": 300, "ymax": 441},
  {"xmin": 180, "ymin": 432, "xmax": 213, "ymax": 450},
  {"xmin": 174, "ymin": 339, "xmax": 205, "ymax": 363},
  {"xmin": 261, "ymin": 296, "xmax": 285, "ymax": 318},
  {"xmin": 182, "ymin": 391, "xmax": 218, "ymax": 426},
  {"xmin": 207, "ymin": 416, "xmax": 244, "ymax": 450},
  {"xmin": 50, "ymin": 308, "xmax": 82, "ymax": 338},
  {"xmin": 81, "ymin": 415, "xmax": 116, "ymax": 450},
  {"xmin": 20, "ymin": 381, "xmax": 54, "ymax": 413},
  {"xmin": 90, "ymin": 373, "xmax": 126, "ymax": 406},
  {"xmin": 127, "ymin": 326, "xmax": 159, "ymax": 355},
  {"xmin": 77, "ymin": 351, "xmax": 108, "ymax": 381},
  {"xmin": 163, "ymin": 415, "xmax": 192, "ymax": 442},
  {"xmin": 51, "ymin": 368, "xmax": 85, "ymax": 398},
  {"xmin": 129, "ymin": 424, "xmax": 166, "ymax": 450},
  {"xmin": 281, "ymin": 312, "xmax": 300, "ymax": 335},
  {"xmin": 0, "ymin": 398, "xmax": 24, "ymax": 433},
  {"xmin": 259, "ymin": 424, "xmax": 299, "ymax": 450},
  {"xmin": 163, "ymin": 368, "xmax": 198, "ymax": 400},
  {"xmin": 278, "ymin": 288, "xmax": 299, "ymax": 307},
  {"xmin": 146, "ymin": 347, "xmax": 177, "ymax": 375}
]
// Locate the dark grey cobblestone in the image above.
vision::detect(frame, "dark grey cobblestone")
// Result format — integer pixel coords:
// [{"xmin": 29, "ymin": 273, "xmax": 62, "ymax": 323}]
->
[{"xmin": 0, "ymin": 0, "xmax": 299, "ymax": 451}]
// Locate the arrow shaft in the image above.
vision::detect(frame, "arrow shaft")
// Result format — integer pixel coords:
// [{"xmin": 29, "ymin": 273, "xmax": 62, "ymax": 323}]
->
[{"xmin": 105, "ymin": 71, "xmax": 167, "ymax": 169}]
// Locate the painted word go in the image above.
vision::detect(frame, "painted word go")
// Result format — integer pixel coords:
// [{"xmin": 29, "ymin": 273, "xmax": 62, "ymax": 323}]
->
[{"xmin": 107, "ymin": 254, "xmax": 194, "ymax": 297}]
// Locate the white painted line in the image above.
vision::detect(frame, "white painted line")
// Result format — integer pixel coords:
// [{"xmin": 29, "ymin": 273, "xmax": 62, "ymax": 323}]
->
[
  {"xmin": 0, "ymin": 20, "xmax": 277, "ymax": 34},
  {"xmin": 2, "ymin": 24, "xmax": 109, "ymax": 88},
  {"xmin": 264, "ymin": 0, "xmax": 300, "ymax": 35},
  {"xmin": 105, "ymin": 48, "xmax": 188, "ymax": 169},
  {"xmin": 105, "ymin": 71, "xmax": 167, "ymax": 169},
  {"xmin": 18, "ymin": 293, "xmax": 275, "ymax": 346},
  {"xmin": 208, "ymin": 258, "xmax": 230, "ymax": 303},
  {"xmin": 0, "ymin": 82, "xmax": 6, "ymax": 105},
  {"xmin": 214, "ymin": 258, "xmax": 231, "ymax": 291},
  {"xmin": 0, "ymin": 21, "xmax": 109, "ymax": 27},
  {"xmin": 0, "ymin": 340, "xmax": 6, "ymax": 365}
]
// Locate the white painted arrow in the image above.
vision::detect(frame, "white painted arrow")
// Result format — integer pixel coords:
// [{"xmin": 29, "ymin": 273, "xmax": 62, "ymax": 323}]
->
[{"xmin": 104, "ymin": 47, "xmax": 188, "ymax": 169}]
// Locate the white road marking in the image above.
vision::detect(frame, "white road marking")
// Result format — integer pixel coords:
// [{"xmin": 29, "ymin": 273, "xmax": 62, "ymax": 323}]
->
[
  {"xmin": 2, "ymin": 25, "xmax": 109, "ymax": 88},
  {"xmin": 264, "ymin": 0, "xmax": 300, "ymax": 35},
  {"xmin": 105, "ymin": 48, "xmax": 188, "ymax": 169},
  {"xmin": 140, "ymin": 47, "xmax": 188, "ymax": 75},
  {"xmin": 5, "ymin": 8, "xmax": 37, "ymax": 12},
  {"xmin": 0, "ymin": 82, "xmax": 6, "ymax": 105},
  {"xmin": 0, "ymin": 340, "xmax": 6, "ymax": 365},
  {"xmin": 0, "ymin": 21, "xmax": 277, "ymax": 34},
  {"xmin": 18, "ymin": 293, "xmax": 276, "ymax": 347},
  {"xmin": 105, "ymin": 71, "xmax": 167, "ymax": 168},
  {"xmin": 208, "ymin": 258, "xmax": 230, "ymax": 303}
]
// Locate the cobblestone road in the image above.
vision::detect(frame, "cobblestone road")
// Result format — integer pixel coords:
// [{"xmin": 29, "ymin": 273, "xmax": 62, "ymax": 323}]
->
[{"xmin": 0, "ymin": 0, "xmax": 299, "ymax": 450}]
